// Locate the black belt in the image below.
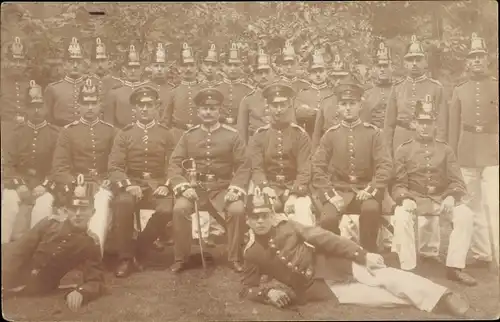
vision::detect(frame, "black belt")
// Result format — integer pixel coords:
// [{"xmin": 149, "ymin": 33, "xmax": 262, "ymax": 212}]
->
[
  {"xmin": 408, "ymin": 183, "xmax": 444, "ymax": 195},
  {"xmin": 269, "ymin": 174, "xmax": 295, "ymax": 184},
  {"xmin": 463, "ymin": 123, "xmax": 498, "ymax": 134},
  {"xmin": 127, "ymin": 170, "xmax": 164, "ymax": 179},
  {"xmin": 74, "ymin": 169, "xmax": 105, "ymax": 180},
  {"xmin": 196, "ymin": 173, "xmax": 232, "ymax": 182},
  {"xmin": 396, "ymin": 120, "xmax": 416, "ymax": 131}
]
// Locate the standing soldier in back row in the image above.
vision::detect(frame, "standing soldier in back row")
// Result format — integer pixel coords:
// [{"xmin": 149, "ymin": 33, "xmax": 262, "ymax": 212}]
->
[
  {"xmin": 449, "ymin": 33, "xmax": 499, "ymax": 268},
  {"xmin": 198, "ymin": 44, "xmax": 222, "ymax": 88},
  {"xmin": 384, "ymin": 35, "xmax": 447, "ymax": 155},
  {"xmin": 147, "ymin": 42, "xmax": 175, "ymax": 117},
  {"xmin": 275, "ymin": 40, "xmax": 310, "ymax": 93}
]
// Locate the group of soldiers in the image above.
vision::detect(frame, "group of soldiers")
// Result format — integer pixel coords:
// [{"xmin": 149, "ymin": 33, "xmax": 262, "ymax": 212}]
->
[{"xmin": 1, "ymin": 30, "xmax": 498, "ymax": 316}]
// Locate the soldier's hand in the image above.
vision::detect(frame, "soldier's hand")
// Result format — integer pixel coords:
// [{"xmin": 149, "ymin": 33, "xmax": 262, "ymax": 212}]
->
[
  {"xmin": 284, "ymin": 195, "xmax": 297, "ymax": 215},
  {"xmin": 16, "ymin": 185, "xmax": 30, "ymax": 199},
  {"xmin": 328, "ymin": 195, "xmax": 345, "ymax": 212},
  {"xmin": 126, "ymin": 185, "xmax": 143, "ymax": 199},
  {"xmin": 224, "ymin": 190, "xmax": 240, "ymax": 203},
  {"xmin": 32, "ymin": 185, "xmax": 47, "ymax": 198},
  {"xmin": 182, "ymin": 188, "xmax": 198, "ymax": 200},
  {"xmin": 262, "ymin": 187, "xmax": 277, "ymax": 200},
  {"xmin": 356, "ymin": 189, "xmax": 372, "ymax": 201},
  {"xmin": 66, "ymin": 290, "xmax": 84, "ymax": 312},
  {"xmin": 402, "ymin": 199, "xmax": 417, "ymax": 213},
  {"xmin": 267, "ymin": 289, "xmax": 291, "ymax": 308},
  {"xmin": 74, "ymin": 186, "xmax": 86, "ymax": 198},
  {"xmin": 153, "ymin": 186, "xmax": 169, "ymax": 197},
  {"xmin": 439, "ymin": 196, "xmax": 455, "ymax": 214},
  {"xmin": 365, "ymin": 252, "xmax": 386, "ymax": 276}
]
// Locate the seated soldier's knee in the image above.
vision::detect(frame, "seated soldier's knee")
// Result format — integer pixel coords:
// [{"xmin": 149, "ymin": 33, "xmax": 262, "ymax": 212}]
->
[
  {"xmin": 156, "ymin": 197, "xmax": 173, "ymax": 216},
  {"xmin": 360, "ymin": 199, "xmax": 381, "ymax": 216},
  {"xmin": 173, "ymin": 197, "xmax": 194, "ymax": 220},
  {"xmin": 394, "ymin": 205, "xmax": 413, "ymax": 223},
  {"xmin": 113, "ymin": 192, "xmax": 136, "ymax": 211},
  {"xmin": 319, "ymin": 203, "xmax": 341, "ymax": 233},
  {"xmin": 226, "ymin": 200, "xmax": 245, "ymax": 217},
  {"xmin": 453, "ymin": 204, "xmax": 474, "ymax": 226}
]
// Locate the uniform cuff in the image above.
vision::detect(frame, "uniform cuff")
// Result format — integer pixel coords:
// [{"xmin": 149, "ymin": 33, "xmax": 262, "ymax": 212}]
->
[
  {"xmin": 41, "ymin": 179, "xmax": 56, "ymax": 191},
  {"xmin": 364, "ymin": 184, "xmax": 378, "ymax": 197},
  {"xmin": 291, "ymin": 185, "xmax": 307, "ymax": 197},
  {"xmin": 394, "ymin": 192, "xmax": 414, "ymax": 206},
  {"xmin": 173, "ymin": 183, "xmax": 191, "ymax": 197},
  {"xmin": 11, "ymin": 178, "xmax": 26, "ymax": 186},
  {"xmin": 319, "ymin": 188, "xmax": 338, "ymax": 204},
  {"xmin": 228, "ymin": 185, "xmax": 247, "ymax": 198},
  {"xmin": 116, "ymin": 179, "xmax": 132, "ymax": 189}
]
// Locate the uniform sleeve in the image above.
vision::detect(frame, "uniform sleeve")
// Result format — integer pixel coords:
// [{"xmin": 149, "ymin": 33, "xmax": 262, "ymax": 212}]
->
[
  {"xmin": 102, "ymin": 89, "xmax": 117, "ymax": 125},
  {"xmin": 43, "ymin": 85, "xmax": 56, "ymax": 124},
  {"xmin": 51, "ymin": 128, "xmax": 75, "ymax": 186},
  {"xmin": 391, "ymin": 145, "xmax": 414, "ymax": 205},
  {"xmin": 248, "ymin": 133, "xmax": 267, "ymax": 186},
  {"xmin": 237, "ymin": 97, "xmax": 250, "ymax": 144},
  {"xmin": 75, "ymin": 242, "xmax": 105, "ymax": 304},
  {"xmin": 443, "ymin": 145, "xmax": 467, "ymax": 202},
  {"xmin": 108, "ymin": 130, "xmax": 130, "ymax": 183},
  {"xmin": 448, "ymin": 87, "xmax": 461, "ymax": 154},
  {"xmin": 435, "ymin": 84, "xmax": 448, "ymax": 142},
  {"xmin": 167, "ymin": 132, "xmax": 190, "ymax": 196},
  {"xmin": 164, "ymin": 130, "xmax": 176, "ymax": 184},
  {"xmin": 311, "ymin": 133, "xmax": 335, "ymax": 204},
  {"xmin": 229, "ymin": 133, "xmax": 250, "ymax": 194},
  {"xmin": 367, "ymin": 131, "xmax": 393, "ymax": 193},
  {"xmin": 383, "ymin": 86, "xmax": 398, "ymax": 155},
  {"xmin": 292, "ymin": 132, "xmax": 312, "ymax": 196},
  {"xmin": 161, "ymin": 89, "xmax": 175, "ymax": 126},
  {"xmin": 289, "ymin": 220, "xmax": 367, "ymax": 265},
  {"xmin": 311, "ymin": 107, "xmax": 325, "ymax": 151},
  {"xmin": 294, "ymin": 92, "xmax": 309, "ymax": 121},
  {"xmin": 2, "ymin": 130, "xmax": 21, "ymax": 182}
]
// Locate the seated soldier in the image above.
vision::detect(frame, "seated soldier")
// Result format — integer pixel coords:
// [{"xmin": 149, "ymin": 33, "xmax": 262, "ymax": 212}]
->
[
  {"xmin": 240, "ymin": 188, "xmax": 472, "ymax": 317},
  {"xmin": 168, "ymin": 88, "xmax": 250, "ymax": 273},
  {"xmin": 311, "ymin": 73, "xmax": 392, "ymax": 252},
  {"xmin": 108, "ymin": 85, "xmax": 176, "ymax": 278},
  {"xmin": 2, "ymin": 188, "xmax": 105, "ymax": 312},
  {"xmin": 247, "ymin": 83, "xmax": 314, "ymax": 226},
  {"xmin": 392, "ymin": 95, "xmax": 477, "ymax": 286}
]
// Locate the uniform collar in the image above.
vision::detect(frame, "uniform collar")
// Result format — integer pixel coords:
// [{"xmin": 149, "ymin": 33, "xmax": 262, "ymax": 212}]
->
[
  {"xmin": 123, "ymin": 80, "xmax": 148, "ymax": 88},
  {"xmin": 223, "ymin": 77, "xmax": 242, "ymax": 85},
  {"xmin": 27, "ymin": 120, "xmax": 47, "ymax": 130},
  {"xmin": 406, "ymin": 74, "xmax": 427, "ymax": 83},
  {"xmin": 310, "ymin": 82, "xmax": 327, "ymax": 90},
  {"xmin": 341, "ymin": 118, "xmax": 362, "ymax": 129},
  {"xmin": 201, "ymin": 122, "xmax": 221, "ymax": 133},
  {"xmin": 375, "ymin": 79, "xmax": 393, "ymax": 87},
  {"xmin": 80, "ymin": 117, "xmax": 99, "ymax": 127},
  {"xmin": 136, "ymin": 119, "xmax": 156, "ymax": 130},
  {"xmin": 281, "ymin": 75, "xmax": 298, "ymax": 83},
  {"xmin": 64, "ymin": 75, "xmax": 84, "ymax": 84},
  {"xmin": 181, "ymin": 79, "xmax": 197, "ymax": 86}
]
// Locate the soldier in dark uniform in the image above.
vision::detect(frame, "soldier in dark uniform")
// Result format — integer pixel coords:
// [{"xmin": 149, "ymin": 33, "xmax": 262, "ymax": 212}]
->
[
  {"xmin": 237, "ymin": 48, "xmax": 279, "ymax": 144},
  {"xmin": 216, "ymin": 43, "xmax": 254, "ymax": 127},
  {"xmin": 1, "ymin": 36, "xmax": 30, "ymax": 152},
  {"xmin": 2, "ymin": 189, "xmax": 105, "ymax": 312},
  {"xmin": 247, "ymin": 83, "xmax": 312, "ymax": 223},
  {"xmin": 198, "ymin": 43, "xmax": 222, "ymax": 88},
  {"xmin": 275, "ymin": 40, "xmax": 310, "ymax": 93},
  {"xmin": 295, "ymin": 50, "xmax": 335, "ymax": 138},
  {"xmin": 311, "ymin": 54, "xmax": 351, "ymax": 149},
  {"xmin": 392, "ymin": 95, "xmax": 476, "ymax": 285},
  {"xmin": 103, "ymin": 43, "xmax": 151, "ymax": 129},
  {"xmin": 449, "ymin": 33, "xmax": 499, "ymax": 268},
  {"xmin": 2, "ymin": 80, "xmax": 59, "ymax": 243},
  {"xmin": 240, "ymin": 189, "xmax": 471, "ymax": 317},
  {"xmin": 384, "ymin": 35, "xmax": 447, "ymax": 156},
  {"xmin": 311, "ymin": 74, "xmax": 392, "ymax": 252},
  {"xmin": 108, "ymin": 85, "xmax": 175, "ymax": 278},
  {"xmin": 44, "ymin": 36, "xmax": 87, "ymax": 127},
  {"xmin": 161, "ymin": 43, "xmax": 202, "ymax": 143},
  {"xmin": 362, "ymin": 42, "xmax": 394, "ymax": 129},
  {"xmin": 148, "ymin": 42, "xmax": 175, "ymax": 117},
  {"xmin": 168, "ymin": 88, "xmax": 249, "ymax": 273}
]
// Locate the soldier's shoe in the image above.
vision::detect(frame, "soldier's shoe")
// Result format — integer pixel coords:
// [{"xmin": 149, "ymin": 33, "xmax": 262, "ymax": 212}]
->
[
  {"xmin": 420, "ymin": 255, "xmax": 442, "ymax": 265},
  {"xmin": 115, "ymin": 259, "xmax": 136, "ymax": 278},
  {"xmin": 467, "ymin": 259, "xmax": 492, "ymax": 269},
  {"xmin": 170, "ymin": 261, "xmax": 187, "ymax": 273},
  {"xmin": 446, "ymin": 268, "xmax": 477, "ymax": 286},
  {"xmin": 152, "ymin": 239, "xmax": 166, "ymax": 251},
  {"xmin": 228, "ymin": 261, "xmax": 244, "ymax": 273},
  {"xmin": 435, "ymin": 292, "xmax": 471, "ymax": 317}
]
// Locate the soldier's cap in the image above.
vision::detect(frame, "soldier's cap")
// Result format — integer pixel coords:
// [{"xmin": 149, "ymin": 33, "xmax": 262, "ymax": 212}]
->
[
  {"xmin": 65, "ymin": 36, "xmax": 84, "ymax": 60},
  {"xmin": 375, "ymin": 41, "xmax": 391, "ymax": 65},
  {"xmin": 8, "ymin": 36, "xmax": 27, "ymax": 60},
  {"xmin": 26, "ymin": 80, "xmax": 44, "ymax": 106},
  {"xmin": 330, "ymin": 54, "xmax": 349, "ymax": 76},
  {"xmin": 279, "ymin": 40, "xmax": 296, "ymax": 64},
  {"xmin": 468, "ymin": 33, "xmax": 488, "ymax": 56},
  {"xmin": 309, "ymin": 50, "xmax": 326, "ymax": 70},
  {"xmin": 78, "ymin": 78, "xmax": 99, "ymax": 104},
  {"xmin": 194, "ymin": 88, "xmax": 224, "ymax": 106},
  {"xmin": 225, "ymin": 42, "xmax": 242, "ymax": 64},
  {"xmin": 262, "ymin": 83, "xmax": 295, "ymax": 103},
  {"xmin": 124, "ymin": 43, "xmax": 141, "ymax": 67},
  {"xmin": 202, "ymin": 44, "xmax": 218, "ymax": 63},
  {"xmin": 91, "ymin": 37, "xmax": 108, "ymax": 61},
  {"xmin": 151, "ymin": 42, "xmax": 167, "ymax": 64},
  {"xmin": 404, "ymin": 35, "xmax": 425, "ymax": 59},
  {"xmin": 414, "ymin": 95, "xmax": 436, "ymax": 121},
  {"xmin": 335, "ymin": 73, "xmax": 364, "ymax": 101},
  {"xmin": 129, "ymin": 85, "xmax": 160, "ymax": 105},
  {"xmin": 248, "ymin": 188, "xmax": 273, "ymax": 215}
]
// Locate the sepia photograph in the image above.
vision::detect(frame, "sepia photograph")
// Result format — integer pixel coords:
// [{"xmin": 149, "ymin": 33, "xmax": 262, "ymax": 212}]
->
[{"xmin": 1, "ymin": 1, "xmax": 498, "ymax": 320}]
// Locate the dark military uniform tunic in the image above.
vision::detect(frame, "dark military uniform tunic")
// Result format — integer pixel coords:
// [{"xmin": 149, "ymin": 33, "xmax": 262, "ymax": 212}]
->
[
  {"xmin": 279, "ymin": 76, "xmax": 310, "ymax": 95},
  {"xmin": 311, "ymin": 93, "xmax": 339, "ymax": 150},
  {"xmin": 362, "ymin": 82, "xmax": 393, "ymax": 129},
  {"xmin": 44, "ymin": 76, "xmax": 86, "ymax": 127},
  {"xmin": 216, "ymin": 78, "xmax": 254, "ymax": 126},
  {"xmin": 0, "ymin": 76, "xmax": 29, "ymax": 123},
  {"xmin": 2, "ymin": 218, "xmax": 104, "ymax": 303},
  {"xmin": 392, "ymin": 138, "xmax": 467, "ymax": 213},
  {"xmin": 242, "ymin": 219, "xmax": 367, "ymax": 304},
  {"xmin": 248, "ymin": 123, "xmax": 311, "ymax": 198},
  {"xmin": 51, "ymin": 118, "xmax": 116, "ymax": 188},
  {"xmin": 448, "ymin": 76, "xmax": 499, "ymax": 168},
  {"xmin": 295, "ymin": 83, "xmax": 334, "ymax": 137}
]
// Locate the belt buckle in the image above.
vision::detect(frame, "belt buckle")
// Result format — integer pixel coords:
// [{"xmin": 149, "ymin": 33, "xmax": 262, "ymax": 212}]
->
[
  {"xmin": 89, "ymin": 169, "xmax": 98, "ymax": 177},
  {"xmin": 142, "ymin": 172, "xmax": 151, "ymax": 179},
  {"xmin": 186, "ymin": 123, "xmax": 193, "ymax": 129},
  {"xmin": 349, "ymin": 175, "xmax": 358, "ymax": 183},
  {"xmin": 276, "ymin": 174, "xmax": 286, "ymax": 183},
  {"xmin": 225, "ymin": 117, "xmax": 234, "ymax": 124},
  {"xmin": 428, "ymin": 186, "xmax": 436, "ymax": 194},
  {"xmin": 475, "ymin": 125, "xmax": 484, "ymax": 133},
  {"xmin": 206, "ymin": 174, "xmax": 215, "ymax": 182}
]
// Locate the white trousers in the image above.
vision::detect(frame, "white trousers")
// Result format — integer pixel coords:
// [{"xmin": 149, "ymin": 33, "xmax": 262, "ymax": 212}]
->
[
  {"xmin": 87, "ymin": 188, "xmax": 113, "ymax": 254},
  {"xmin": 287, "ymin": 196, "xmax": 316, "ymax": 227},
  {"xmin": 461, "ymin": 166, "xmax": 499, "ymax": 265},
  {"xmin": 339, "ymin": 215, "xmax": 394, "ymax": 251},
  {"xmin": 1, "ymin": 189, "xmax": 20, "ymax": 244},
  {"xmin": 328, "ymin": 263, "xmax": 447, "ymax": 311},
  {"xmin": 30, "ymin": 192, "xmax": 54, "ymax": 228},
  {"xmin": 392, "ymin": 204, "xmax": 474, "ymax": 271}
]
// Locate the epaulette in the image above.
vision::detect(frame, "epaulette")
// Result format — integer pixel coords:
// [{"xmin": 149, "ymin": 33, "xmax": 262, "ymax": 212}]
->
[
  {"xmin": 455, "ymin": 79, "xmax": 468, "ymax": 88},
  {"xmin": 397, "ymin": 139, "xmax": 414, "ymax": 149},
  {"xmin": 157, "ymin": 122, "xmax": 170, "ymax": 129},
  {"xmin": 290, "ymin": 123, "xmax": 307, "ymax": 133},
  {"xmin": 86, "ymin": 230, "xmax": 101, "ymax": 246},
  {"xmin": 363, "ymin": 122, "xmax": 379, "ymax": 131},
  {"xmin": 98, "ymin": 120, "xmax": 114, "ymax": 127},
  {"xmin": 243, "ymin": 229, "xmax": 255, "ymax": 254},
  {"xmin": 111, "ymin": 81, "xmax": 124, "ymax": 90},
  {"xmin": 121, "ymin": 123, "xmax": 135, "ymax": 131},
  {"xmin": 64, "ymin": 120, "xmax": 80, "ymax": 129},
  {"xmin": 324, "ymin": 123, "xmax": 341, "ymax": 133},
  {"xmin": 185, "ymin": 124, "xmax": 200, "ymax": 133},
  {"xmin": 428, "ymin": 78, "xmax": 443, "ymax": 87},
  {"xmin": 435, "ymin": 138, "xmax": 449, "ymax": 145},
  {"xmin": 240, "ymin": 82, "xmax": 254, "ymax": 90},
  {"xmin": 321, "ymin": 92, "xmax": 336, "ymax": 102},
  {"xmin": 242, "ymin": 88, "xmax": 257, "ymax": 99},
  {"xmin": 46, "ymin": 79, "xmax": 63, "ymax": 87},
  {"xmin": 254, "ymin": 124, "xmax": 271, "ymax": 134},
  {"xmin": 221, "ymin": 124, "xmax": 237, "ymax": 132},
  {"xmin": 393, "ymin": 78, "xmax": 405, "ymax": 86}
]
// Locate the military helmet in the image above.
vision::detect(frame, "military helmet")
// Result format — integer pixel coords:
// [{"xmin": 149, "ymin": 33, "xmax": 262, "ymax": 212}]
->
[
  {"xmin": 330, "ymin": 54, "xmax": 349, "ymax": 76},
  {"xmin": 78, "ymin": 78, "xmax": 99, "ymax": 105},
  {"xmin": 180, "ymin": 43, "xmax": 195, "ymax": 65},
  {"xmin": 375, "ymin": 41, "xmax": 391, "ymax": 65},
  {"xmin": 150, "ymin": 42, "xmax": 167, "ymax": 64},
  {"xmin": 404, "ymin": 35, "xmax": 425, "ymax": 59},
  {"xmin": 414, "ymin": 95, "xmax": 436, "ymax": 121},
  {"xmin": 223, "ymin": 42, "xmax": 242, "ymax": 64},
  {"xmin": 248, "ymin": 187, "xmax": 273, "ymax": 215},
  {"xmin": 308, "ymin": 49, "xmax": 326, "ymax": 70},
  {"xmin": 7, "ymin": 36, "xmax": 27, "ymax": 61},
  {"xmin": 468, "ymin": 33, "xmax": 488, "ymax": 56},
  {"xmin": 123, "ymin": 43, "xmax": 141, "ymax": 67},
  {"xmin": 26, "ymin": 80, "xmax": 44, "ymax": 106},
  {"xmin": 253, "ymin": 48, "xmax": 271, "ymax": 71},
  {"xmin": 276, "ymin": 40, "xmax": 296, "ymax": 65},
  {"xmin": 90, "ymin": 37, "xmax": 109, "ymax": 62},
  {"xmin": 201, "ymin": 44, "xmax": 219, "ymax": 63},
  {"xmin": 65, "ymin": 36, "xmax": 84, "ymax": 60}
]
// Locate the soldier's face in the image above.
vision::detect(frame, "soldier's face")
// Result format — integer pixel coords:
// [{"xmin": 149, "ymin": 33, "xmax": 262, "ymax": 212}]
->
[
  {"xmin": 93, "ymin": 59, "xmax": 110, "ymax": 76},
  {"xmin": 122, "ymin": 65, "xmax": 142, "ymax": 81},
  {"xmin": 467, "ymin": 53, "xmax": 488, "ymax": 74},
  {"xmin": 247, "ymin": 211, "xmax": 273, "ymax": 235},
  {"xmin": 269, "ymin": 100, "xmax": 292, "ymax": 123},
  {"xmin": 179, "ymin": 62, "xmax": 197, "ymax": 80},
  {"xmin": 26, "ymin": 105, "xmax": 46, "ymax": 123},
  {"xmin": 201, "ymin": 61, "xmax": 218, "ymax": 79},
  {"xmin": 150, "ymin": 63, "xmax": 167, "ymax": 80},
  {"xmin": 6, "ymin": 59, "xmax": 27, "ymax": 75},
  {"xmin": 415, "ymin": 119, "xmax": 435, "ymax": 139},
  {"xmin": 308, "ymin": 67, "xmax": 327, "ymax": 84},
  {"xmin": 223, "ymin": 62, "xmax": 243, "ymax": 80},
  {"xmin": 404, "ymin": 56, "xmax": 426, "ymax": 77},
  {"xmin": 280, "ymin": 60, "xmax": 297, "ymax": 78},
  {"xmin": 79, "ymin": 102, "xmax": 101, "ymax": 120},
  {"xmin": 197, "ymin": 104, "xmax": 220, "ymax": 124},
  {"xmin": 64, "ymin": 59, "xmax": 86, "ymax": 78},
  {"xmin": 135, "ymin": 101, "xmax": 159, "ymax": 122},
  {"xmin": 66, "ymin": 206, "xmax": 94, "ymax": 230},
  {"xmin": 254, "ymin": 68, "xmax": 274, "ymax": 87},
  {"xmin": 338, "ymin": 99, "xmax": 361, "ymax": 121},
  {"xmin": 375, "ymin": 63, "xmax": 392, "ymax": 81}
]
